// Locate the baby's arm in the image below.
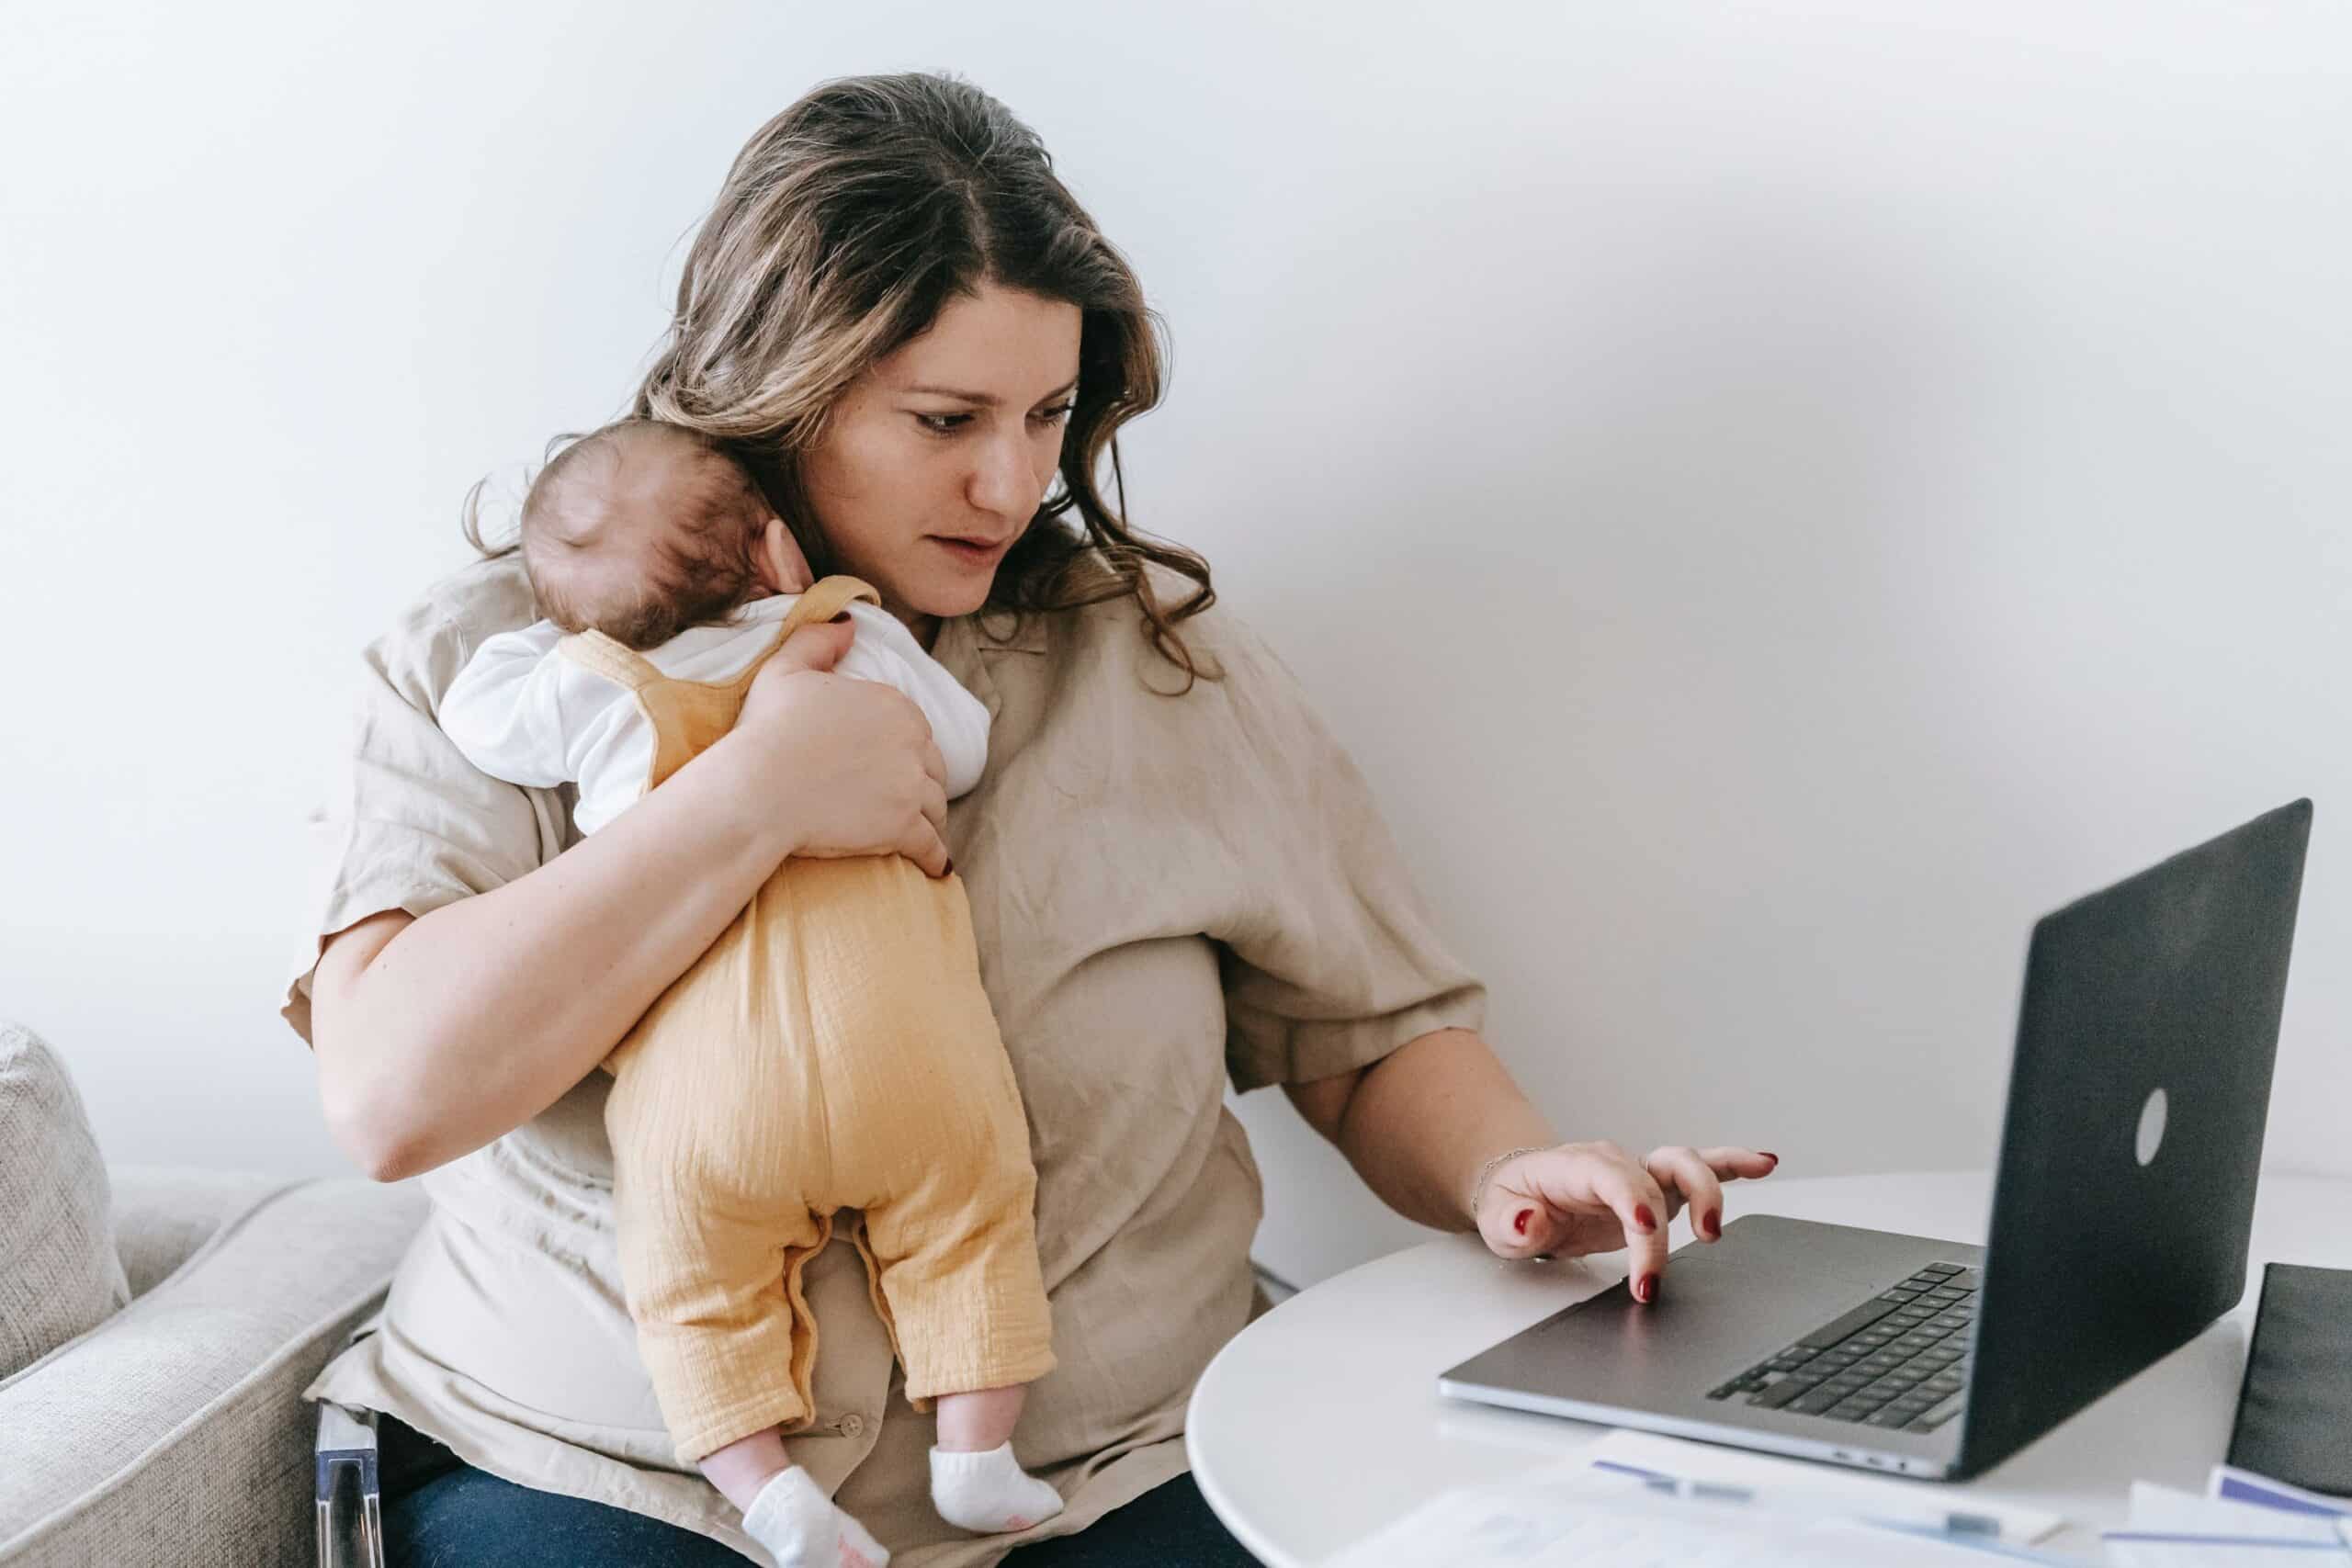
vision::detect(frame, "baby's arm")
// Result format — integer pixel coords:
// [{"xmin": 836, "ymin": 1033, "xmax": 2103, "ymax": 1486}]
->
[
  {"xmin": 833, "ymin": 604, "xmax": 991, "ymax": 798},
  {"xmin": 437, "ymin": 624, "xmax": 582, "ymax": 788}
]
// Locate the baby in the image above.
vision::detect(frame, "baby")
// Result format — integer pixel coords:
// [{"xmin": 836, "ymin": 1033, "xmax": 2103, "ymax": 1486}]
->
[{"xmin": 438, "ymin": 419, "xmax": 1063, "ymax": 1568}]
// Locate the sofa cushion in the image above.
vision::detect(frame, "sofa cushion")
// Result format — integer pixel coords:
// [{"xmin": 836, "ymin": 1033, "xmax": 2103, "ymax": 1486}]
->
[
  {"xmin": 112, "ymin": 1165, "xmax": 300, "ymax": 1300},
  {"xmin": 0, "ymin": 1021, "xmax": 130, "ymax": 1378},
  {"xmin": 0, "ymin": 1177, "xmax": 428, "ymax": 1565}
]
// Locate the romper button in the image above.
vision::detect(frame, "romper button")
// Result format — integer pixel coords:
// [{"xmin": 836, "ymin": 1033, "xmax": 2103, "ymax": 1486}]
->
[{"xmin": 839, "ymin": 1414, "xmax": 865, "ymax": 1438}]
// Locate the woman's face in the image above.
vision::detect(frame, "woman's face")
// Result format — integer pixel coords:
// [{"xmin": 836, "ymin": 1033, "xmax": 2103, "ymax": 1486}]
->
[{"xmin": 801, "ymin": 281, "xmax": 1084, "ymax": 637}]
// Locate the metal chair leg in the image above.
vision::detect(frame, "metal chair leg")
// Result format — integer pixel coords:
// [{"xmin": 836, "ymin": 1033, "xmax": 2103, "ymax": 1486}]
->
[{"xmin": 314, "ymin": 1402, "xmax": 385, "ymax": 1568}]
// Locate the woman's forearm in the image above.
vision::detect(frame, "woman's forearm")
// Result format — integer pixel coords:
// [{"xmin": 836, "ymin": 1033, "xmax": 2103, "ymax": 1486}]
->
[
  {"xmin": 1333, "ymin": 1028, "xmax": 1558, "ymax": 1232},
  {"xmin": 314, "ymin": 728, "xmax": 805, "ymax": 1181}
]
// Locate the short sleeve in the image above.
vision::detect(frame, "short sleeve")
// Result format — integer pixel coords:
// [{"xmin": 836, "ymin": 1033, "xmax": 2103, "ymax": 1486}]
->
[
  {"xmin": 837, "ymin": 604, "xmax": 992, "ymax": 799},
  {"xmin": 436, "ymin": 623, "xmax": 575, "ymax": 789},
  {"xmin": 280, "ymin": 556, "xmax": 571, "ymax": 1046},
  {"xmin": 1206, "ymin": 617, "xmax": 1488, "ymax": 1093}
]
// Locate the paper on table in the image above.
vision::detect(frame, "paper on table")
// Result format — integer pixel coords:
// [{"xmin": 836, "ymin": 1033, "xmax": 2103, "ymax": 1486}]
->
[
  {"xmin": 2100, "ymin": 1482, "xmax": 2352, "ymax": 1566},
  {"xmin": 1564, "ymin": 1429, "xmax": 2067, "ymax": 1543},
  {"xmin": 1321, "ymin": 1464, "xmax": 2075, "ymax": 1568},
  {"xmin": 2211, "ymin": 1465, "xmax": 2352, "ymax": 1518}
]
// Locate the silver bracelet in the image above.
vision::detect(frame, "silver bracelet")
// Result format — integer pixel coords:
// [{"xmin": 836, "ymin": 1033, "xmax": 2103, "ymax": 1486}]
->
[{"xmin": 1469, "ymin": 1144, "xmax": 1549, "ymax": 1221}]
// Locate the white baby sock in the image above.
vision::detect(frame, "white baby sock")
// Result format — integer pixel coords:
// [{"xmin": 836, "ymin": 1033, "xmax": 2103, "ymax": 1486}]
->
[
  {"xmin": 928, "ymin": 1441, "xmax": 1067, "ymax": 1535},
  {"xmin": 741, "ymin": 1465, "xmax": 890, "ymax": 1568}
]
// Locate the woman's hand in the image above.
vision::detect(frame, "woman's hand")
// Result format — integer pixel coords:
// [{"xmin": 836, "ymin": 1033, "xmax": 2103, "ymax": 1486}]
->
[
  {"xmin": 1474, "ymin": 1142, "xmax": 1780, "ymax": 1303},
  {"xmin": 730, "ymin": 618, "xmax": 954, "ymax": 876}
]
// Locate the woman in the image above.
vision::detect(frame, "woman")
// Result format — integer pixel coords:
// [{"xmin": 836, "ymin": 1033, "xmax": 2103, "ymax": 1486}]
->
[{"xmin": 291, "ymin": 72, "xmax": 1774, "ymax": 1567}]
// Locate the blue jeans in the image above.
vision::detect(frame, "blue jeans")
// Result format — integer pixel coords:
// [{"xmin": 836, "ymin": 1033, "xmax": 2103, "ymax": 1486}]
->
[{"xmin": 378, "ymin": 1416, "xmax": 1261, "ymax": 1566}]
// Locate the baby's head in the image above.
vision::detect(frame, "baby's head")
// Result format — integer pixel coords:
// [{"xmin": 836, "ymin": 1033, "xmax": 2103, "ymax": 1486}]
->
[{"xmin": 518, "ymin": 419, "xmax": 808, "ymax": 650}]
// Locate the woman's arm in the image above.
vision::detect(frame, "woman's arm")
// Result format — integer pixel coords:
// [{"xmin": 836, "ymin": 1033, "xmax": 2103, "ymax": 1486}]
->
[
  {"xmin": 311, "ymin": 623, "xmax": 951, "ymax": 1181},
  {"xmin": 1287, "ymin": 1026, "xmax": 1776, "ymax": 1299},
  {"xmin": 1203, "ymin": 606, "xmax": 1772, "ymax": 1287},
  {"xmin": 1283, "ymin": 1028, "xmax": 1555, "ymax": 1232}
]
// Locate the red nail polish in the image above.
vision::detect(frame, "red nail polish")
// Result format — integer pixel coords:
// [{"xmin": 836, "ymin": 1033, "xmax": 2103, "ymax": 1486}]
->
[
  {"xmin": 1635, "ymin": 1273, "xmax": 1656, "ymax": 1303},
  {"xmin": 1703, "ymin": 1208, "xmax": 1722, "ymax": 1239},
  {"xmin": 1513, "ymin": 1208, "xmax": 1532, "ymax": 1235},
  {"xmin": 1634, "ymin": 1204, "xmax": 1657, "ymax": 1233},
  {"xmin": 944, "ymin": 858, "xmax": 956, "ymax": 877},
  {"xmin": 1759, "ymin": 1152, "xmax": 1780, "ymax": 1164}
]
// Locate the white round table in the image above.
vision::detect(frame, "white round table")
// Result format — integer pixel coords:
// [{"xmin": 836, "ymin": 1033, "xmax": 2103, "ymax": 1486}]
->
[{"xmin": 1186, "ymin": 1170, "xmax": 2352, "ymax": 1566}]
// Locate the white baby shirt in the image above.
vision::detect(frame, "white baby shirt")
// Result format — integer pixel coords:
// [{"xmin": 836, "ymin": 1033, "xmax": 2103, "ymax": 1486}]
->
[{"xmin": 438, "ymin": 594, "xmax": 991, "ymax": 836}]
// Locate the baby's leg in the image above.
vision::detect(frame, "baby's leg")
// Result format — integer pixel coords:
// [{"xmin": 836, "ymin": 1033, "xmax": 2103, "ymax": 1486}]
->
[
  {"xmin": 702, "ymin": 1429, "xmax": 889, "ymax": 1568},
  {"xmin": 933, "ymin": 1382, "xmax": 1028, "ymax": 1453},
  {"xmin": 857, "ymin": 1153, "xmax": 1063, "ymax": 1536},
  {"xmin": 928, "ymin": 1382, "xmax": 1062, "ymax": 1536},
  {"xmin": 698, "ymin": 1427, "xmax": 794, "ymax": 1515},
  {"xmin": 813, "ymin": 865, "xmax": 1061, "ymax": 1536},
  {"xmin": 605, "ymin": 1032, "xmax": 888, "ymax": 1563}
]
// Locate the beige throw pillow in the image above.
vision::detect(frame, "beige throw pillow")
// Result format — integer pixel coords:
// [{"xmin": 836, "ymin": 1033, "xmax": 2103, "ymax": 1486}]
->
[{"xmin": 0, "ymin": 1021, "xmax": 131, "ymax": 1377}]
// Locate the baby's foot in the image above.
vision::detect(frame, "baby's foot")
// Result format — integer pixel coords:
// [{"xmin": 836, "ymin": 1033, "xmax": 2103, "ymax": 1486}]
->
[
  {"xmin": 741, "ymin": 1465, "xmax": 890, "ymax": 1567},
  {"xmin": 929, "ymin": 1441, "xmax": 1067, "ymax": 1535}
]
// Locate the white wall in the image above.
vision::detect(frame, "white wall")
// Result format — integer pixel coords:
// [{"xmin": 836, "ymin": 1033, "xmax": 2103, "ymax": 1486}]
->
[{"xmin": 4, "ymin": 2, "xmax": 2346, "ymax": 1291}]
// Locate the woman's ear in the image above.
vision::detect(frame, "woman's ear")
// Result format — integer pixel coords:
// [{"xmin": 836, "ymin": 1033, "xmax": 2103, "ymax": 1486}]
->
[{"xmin": 756, "ymin": 516, "xmax": 814, "ymax": 595}]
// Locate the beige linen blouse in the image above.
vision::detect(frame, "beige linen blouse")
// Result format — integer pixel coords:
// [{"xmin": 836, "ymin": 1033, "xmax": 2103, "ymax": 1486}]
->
[{"xmin": 282, "ymin": 552, "xmax": 1487, "ymax": 1566}]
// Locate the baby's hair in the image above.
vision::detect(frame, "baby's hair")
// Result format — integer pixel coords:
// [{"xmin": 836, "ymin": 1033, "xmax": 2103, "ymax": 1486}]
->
[{"xmin": 482, "ymin": 419, "xmax": 775, "ymax": 650}]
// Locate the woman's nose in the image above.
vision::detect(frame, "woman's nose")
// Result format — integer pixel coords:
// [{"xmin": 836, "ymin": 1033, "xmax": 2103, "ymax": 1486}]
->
[{"xmin": 966, "ymin": 428, "xmax": 1040, "ymax": 519}]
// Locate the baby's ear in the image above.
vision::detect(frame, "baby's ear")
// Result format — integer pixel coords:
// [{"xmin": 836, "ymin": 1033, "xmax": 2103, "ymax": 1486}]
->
[{"xmin": 758, "ymin": 517, "xmax": 814, "ymax": 594}]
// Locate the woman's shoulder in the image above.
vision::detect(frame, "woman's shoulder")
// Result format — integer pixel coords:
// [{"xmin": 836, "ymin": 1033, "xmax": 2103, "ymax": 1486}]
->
[
  {"xmin": 367, "ymin": 552, "xmax": 540, "ymax": 705},
  {"xmin": 408, "ymin": 551, "xmax": 538, "ymax": 644},
  {"xmin": 1014, "ymin": 563, "xmax": 1321, "ymax": 743},
  {"xmin": 1044, "ymin": 561, "xmax": 1272, "ymax": 682}
]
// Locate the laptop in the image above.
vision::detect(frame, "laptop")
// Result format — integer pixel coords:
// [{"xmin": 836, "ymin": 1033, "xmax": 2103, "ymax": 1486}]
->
[{"xmin": 1438, "ymin": 799, "xmax": 2312, "ymax": 1481}]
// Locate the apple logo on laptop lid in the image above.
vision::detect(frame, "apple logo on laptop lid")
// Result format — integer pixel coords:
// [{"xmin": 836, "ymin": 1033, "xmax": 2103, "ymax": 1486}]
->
[{"xmin": 2136, "ymin": 1087, "xmax": 2168, "ymax": 1167}]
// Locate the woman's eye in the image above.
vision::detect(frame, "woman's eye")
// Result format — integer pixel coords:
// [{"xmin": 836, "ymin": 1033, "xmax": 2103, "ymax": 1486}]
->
[{"xmin": 914, "ymin": 404, "xmax": 1071, "ymax": 436}]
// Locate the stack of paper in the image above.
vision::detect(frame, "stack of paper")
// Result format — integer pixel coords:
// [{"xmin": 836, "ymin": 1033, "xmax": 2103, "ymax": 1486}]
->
[
  {"xmin": 2100, "ymin": 1466, "xmax": 2352, "ymax": 1566},
  {"xmin": 1322, "ymin": 1478, "xmax": 2067, "ymax": 1567},
  {"xmin": 1570, "ymin": 1430, "xmax": 2064, "ymax": 1542},
  {"xmin": 1323, "ymin": 1432, "xmax": 2072, "ymax": 1567},
  {"xmin": 1319, "ymin": 1432, "xmax": 2352, "ymax": 1566}
]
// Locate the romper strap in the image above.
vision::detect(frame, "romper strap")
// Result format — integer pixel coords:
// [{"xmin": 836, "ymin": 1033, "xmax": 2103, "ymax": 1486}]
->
[
  {"xmin": 550, "ymin": 576, "xmax": 882, "ymax": 693},
  {"xmin": 741, "ymin": 575, "xmax": 884, "ymax": 682},
  {"xmin": 555, "ymin": 628, "xmax": 666, "ymax": 692}
]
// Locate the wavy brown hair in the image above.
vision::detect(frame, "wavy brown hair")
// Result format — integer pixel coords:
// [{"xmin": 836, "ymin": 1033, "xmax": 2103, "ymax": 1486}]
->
[
  {"xmin": 620, "ymin": 72, "xmax": 1216, "ymax": 683},
  {"xmin": 465, "ymin": 75, "xmax": 1216, "ymax": 679}
]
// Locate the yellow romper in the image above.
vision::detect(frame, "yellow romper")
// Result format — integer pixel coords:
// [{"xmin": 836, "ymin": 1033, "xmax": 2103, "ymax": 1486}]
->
[{"xmin": 564, "ymin": 576, "xmax": 1057, "ymax": 1465}]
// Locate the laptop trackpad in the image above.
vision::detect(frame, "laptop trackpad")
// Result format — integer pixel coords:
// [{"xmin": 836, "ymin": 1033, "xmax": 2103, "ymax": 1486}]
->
[{"xmin": 1446, "ymin": 1214, "xmax": 1981, "ymax": 1411}]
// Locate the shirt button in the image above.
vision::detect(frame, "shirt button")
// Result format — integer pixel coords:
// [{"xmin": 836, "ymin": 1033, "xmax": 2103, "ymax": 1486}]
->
[{"xmin": 838, "ymin": 1414, "xmax": 865, "ymax": 1438}]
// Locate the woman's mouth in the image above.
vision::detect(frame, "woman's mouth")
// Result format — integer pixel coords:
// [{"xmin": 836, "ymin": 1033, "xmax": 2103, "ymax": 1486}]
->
[{"xmin": 930, "ymin": 535, "xmax": 1011, "ymax": 567}]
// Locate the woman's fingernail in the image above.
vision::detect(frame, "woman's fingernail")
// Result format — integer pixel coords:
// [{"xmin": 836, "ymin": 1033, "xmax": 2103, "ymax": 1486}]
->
[
  {"xmin": 1760, "ymin": 1152, "xmax": 1780, "ymax": 1164},
  {"xmin": 1703, "ymin": 1208, "xmax": 1722, "ymax": 1239},
  {"xmin": 1512, "ymin": 1208, "xmax": 1532, "ymax": 1235},
  {"xmin": 1634, "ymin": 1204, "xmax": 1657, "ymax": 1234},
  {"xmin": 1635, "ymin": 1273, "xmax": 1656, "ymax": 1303},
  {"xmin": 944, "ymin": 859, "xmax": 955, "ymax": 876}
]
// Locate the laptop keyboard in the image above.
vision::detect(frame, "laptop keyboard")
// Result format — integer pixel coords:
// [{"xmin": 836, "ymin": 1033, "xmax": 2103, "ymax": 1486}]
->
[{"xmin": 1704, "ymin": 1261, "xmax": 1978, "ymax": 1432}]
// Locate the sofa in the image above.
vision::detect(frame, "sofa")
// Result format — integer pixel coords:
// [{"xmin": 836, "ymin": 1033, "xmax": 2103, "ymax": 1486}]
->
[
  {"xmin": 0, "ymin": 1019, "xmax": 1306, "ymax": 1568},
  {"xmin": 0, "ymin": 1021, "xmax": 428, "ymax": 1567}
]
